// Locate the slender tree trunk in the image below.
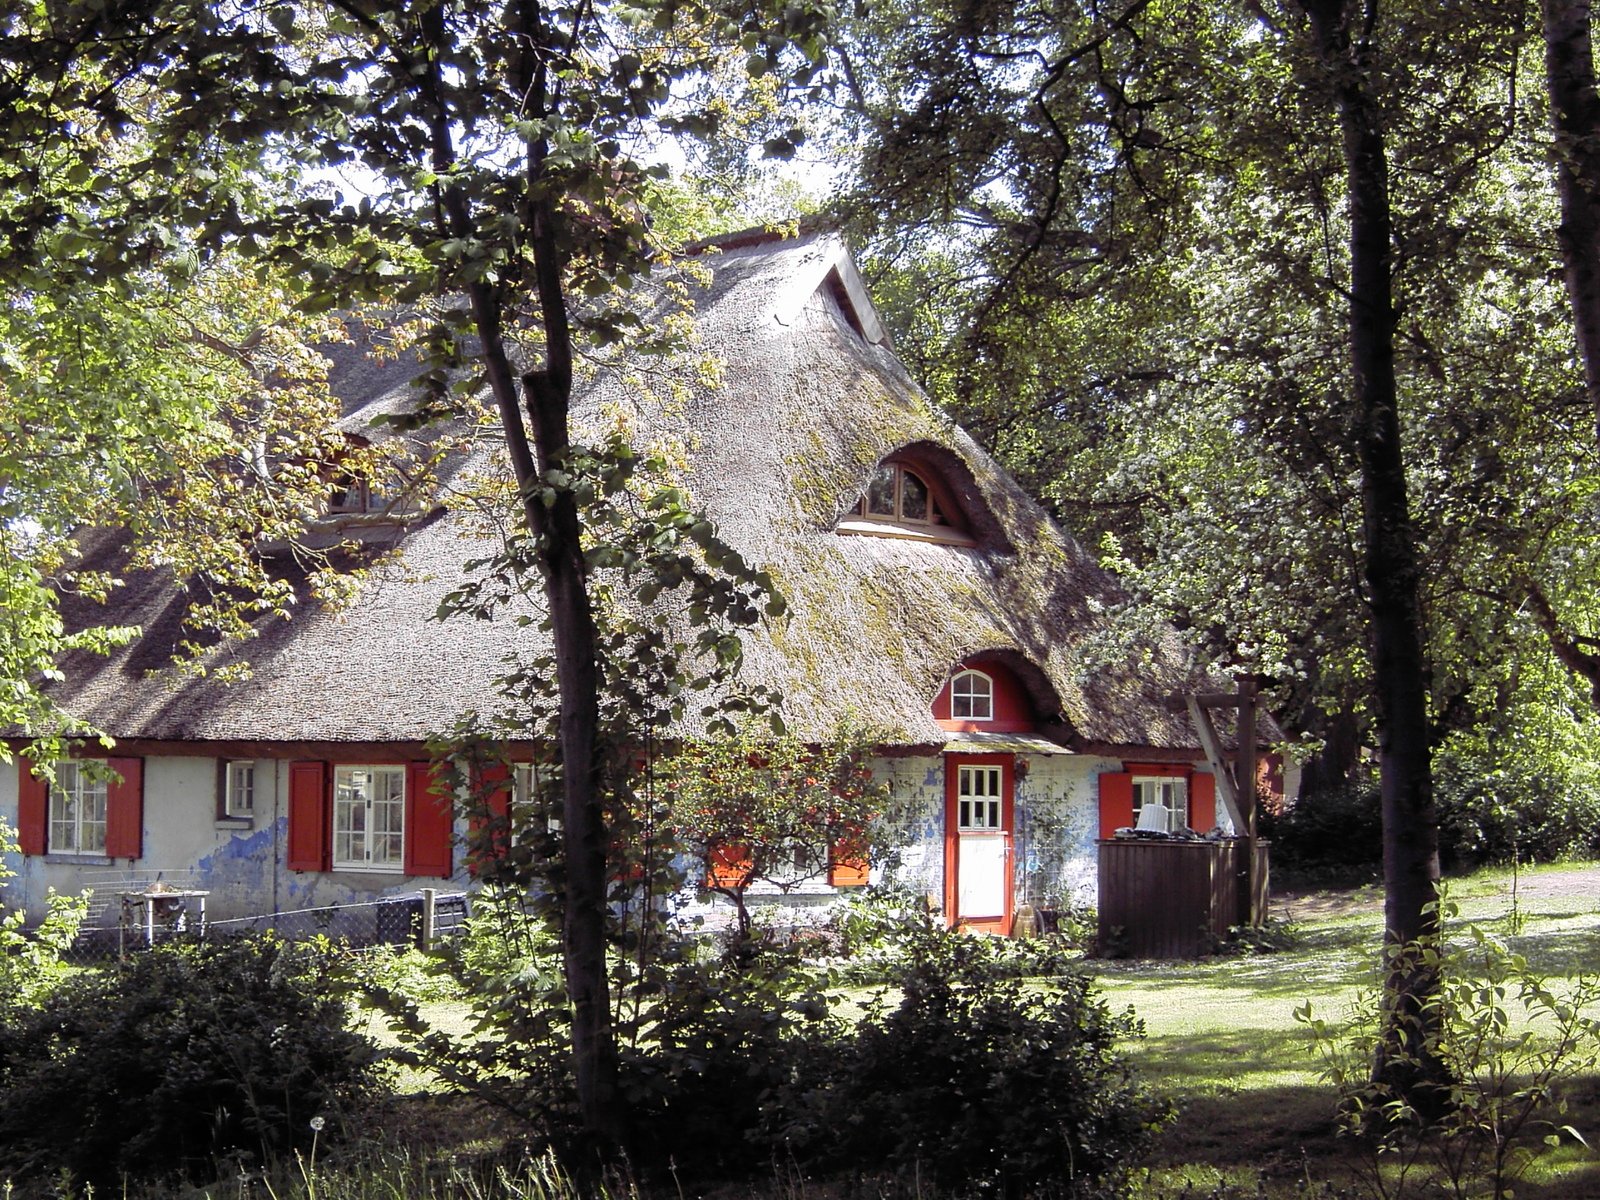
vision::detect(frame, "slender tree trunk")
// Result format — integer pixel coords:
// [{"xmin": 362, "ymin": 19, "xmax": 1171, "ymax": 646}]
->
[
  {"xmin": 1544, "ymin": 0, "xmax": 1600, "ymax": 441},
  {"xmin": 483, "ymin": 0, "xmax": 623, "ymax": 1155},
  {"xmin": 468, "ymin": 272, "xmax": 622, "ymax": 1154},
  {"xmin": 1299, "ymin": 0, "xmax": 1445, "ymax": 1108}
]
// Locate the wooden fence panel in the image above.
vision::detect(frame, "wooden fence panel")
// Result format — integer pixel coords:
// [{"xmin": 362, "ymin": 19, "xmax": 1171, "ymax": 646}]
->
[{"xmin": 1097, "ymin": 839, "xmax": 1266, "ymax": 959}]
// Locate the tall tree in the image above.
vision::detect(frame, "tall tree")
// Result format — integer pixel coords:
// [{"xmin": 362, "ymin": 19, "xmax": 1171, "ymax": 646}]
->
[
  {"xmin": 830, "ymin": 0, "xmax": 1592, "ymax": 1102},
  {"xmin": 1, "ymin": 0, "xmax": 827, "ymax": 1150},
  {"xmin": 1295, "ymin": 0, "xmax": 1442, "ymax": 1097},
  {"xmin": 1544, "ymin": 0, "xmax": 1600, "ymax": 439}
]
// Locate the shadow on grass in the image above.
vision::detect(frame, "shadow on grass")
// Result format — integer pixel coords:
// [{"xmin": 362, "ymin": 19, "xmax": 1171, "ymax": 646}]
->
[{"xmin": 1142, "ymin": 1079, "xmax": 1341, "ymax": 1173}]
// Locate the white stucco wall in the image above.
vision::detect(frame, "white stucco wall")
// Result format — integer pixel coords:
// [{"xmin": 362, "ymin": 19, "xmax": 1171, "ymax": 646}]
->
[
  {"xmin": 0, "ymin": 757, "xmax": 469, "ymax": 926},
  {"xmin": 2, "ymin": 749, "xmax": 1128, "ymax": 931},
  {"xmin": 873, "ymin": 751, "xmax": 1119, "ymax": 917}
]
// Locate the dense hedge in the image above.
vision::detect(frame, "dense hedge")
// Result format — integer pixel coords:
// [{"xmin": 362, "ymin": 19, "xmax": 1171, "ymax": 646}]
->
[{"xmin": 0, "ymin": 935, "xmax": 380, "ymax": 1189}]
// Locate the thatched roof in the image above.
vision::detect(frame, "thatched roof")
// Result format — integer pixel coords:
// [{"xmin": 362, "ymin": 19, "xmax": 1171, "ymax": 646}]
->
[{"xmin": 43, "ymin": 230, "xmax": 1212, "ymax": 752}]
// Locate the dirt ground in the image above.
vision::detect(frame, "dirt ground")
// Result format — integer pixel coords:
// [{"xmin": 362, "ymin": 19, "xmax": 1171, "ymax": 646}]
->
[{"xmin": 1273, "ymin": 862, "xmax": 1600, "ymax": 921}]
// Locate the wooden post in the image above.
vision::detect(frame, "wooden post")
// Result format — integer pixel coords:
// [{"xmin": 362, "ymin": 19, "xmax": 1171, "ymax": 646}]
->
[
  {"xmin": 1176, "ymin": 680, "xmax": 1266, "ymax": 928},
  {"xmin": 1238, "ymin": 679, "xmax": 1261, "ymax": 927},
  {"xmin": 421, "ymin": 887, "xmax": 436, "ymax": 951}
]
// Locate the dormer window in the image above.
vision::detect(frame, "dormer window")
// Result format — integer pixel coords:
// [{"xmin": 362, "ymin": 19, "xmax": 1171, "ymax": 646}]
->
[
  {"xmin": 853, "ymin": 463, "xmax": 949, "ymax": 526},
  {"xmin": 840, "ymin": 459, "xmax": 975, "ymax": 546},
  {"xmin": 951, "ymin": 670, "xmax": 994, "ymax": 721}
]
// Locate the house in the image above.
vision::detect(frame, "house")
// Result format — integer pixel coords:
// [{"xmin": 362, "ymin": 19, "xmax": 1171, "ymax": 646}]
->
[{"xmin": 0, "ymin": 227, "xmax": 1264, "ymax": 937}]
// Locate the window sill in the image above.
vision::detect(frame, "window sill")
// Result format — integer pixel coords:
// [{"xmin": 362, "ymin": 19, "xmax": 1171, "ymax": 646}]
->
[
  {"xmin": 331, "ymin": 864, "xmax": 406, "ymax": 875},
  {"xmin": 215, "ymin": 816, "xmax": 254, "ymax": 830},
  {"xmin": 835, "ymin": 518, "xmax": 976, "ymax": 547},
  {"xmin": 41, "ymin": 853, "xmax": 112, "ymax": 866}
]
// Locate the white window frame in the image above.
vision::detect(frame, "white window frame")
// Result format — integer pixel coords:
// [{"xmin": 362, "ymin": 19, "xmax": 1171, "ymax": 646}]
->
[
  {"xmin": 224, "ymin": 760, "xmax": 257, "ymax": 819},
  {"xmin": 956, "ymin": 764, "xmax": 1005, "ymax": 830},
  {"xmin": 950, "ymin": 669, "xmax": 995, "ymax": 722},
  {"xmin": 1133, "ymin": 775, "xmax": 1190, "ymax": 833},
  {"xmin": 332, "ymin": 765, "xmax": 406, "ymax": 873},
  {"xmin": 50, "ymin": 761, "xmax": 108, "ymax": 855}
]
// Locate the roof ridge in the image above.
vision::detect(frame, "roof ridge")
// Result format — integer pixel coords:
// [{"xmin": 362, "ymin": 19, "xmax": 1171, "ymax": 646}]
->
[{"xmin": 680, "ymin": 214, "xmax": 840, "ymax": 255}]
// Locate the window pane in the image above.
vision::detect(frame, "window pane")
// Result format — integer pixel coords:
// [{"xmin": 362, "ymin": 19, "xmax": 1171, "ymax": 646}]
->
[
  {"xmin": 228, "ymin": 762, "xmax": 255, "ymax": 815},
  {"xmin": 952, "ymin": 671, "xmax": 993, "ymax": 721},
  {"xmin": 867, "ymin": 465, "xmax": 898, "ymax": 515},
  {"xmin": 900, "ymin": 470, "xmax": 929, "ymax": 521},
  {"xmin": 82, "ymin": 782, "xmax": 107, "ymax": 853}
]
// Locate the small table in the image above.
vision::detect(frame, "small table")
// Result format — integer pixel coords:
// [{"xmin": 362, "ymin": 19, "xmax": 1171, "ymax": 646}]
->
[{"xmin": 121, "ymin": 889, "xmax": 210, "ymax": 948}]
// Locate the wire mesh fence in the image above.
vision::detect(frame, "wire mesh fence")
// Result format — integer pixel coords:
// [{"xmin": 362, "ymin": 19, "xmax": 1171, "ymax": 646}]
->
[{"xmin": 59, "ymin": 883, "xmax": 471, "ymax": 965}]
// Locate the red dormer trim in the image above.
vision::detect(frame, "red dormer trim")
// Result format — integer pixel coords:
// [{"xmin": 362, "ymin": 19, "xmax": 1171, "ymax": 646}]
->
[{"xmin": 933, "ymin": 660, "xmax": 1036, "ymax": 733}]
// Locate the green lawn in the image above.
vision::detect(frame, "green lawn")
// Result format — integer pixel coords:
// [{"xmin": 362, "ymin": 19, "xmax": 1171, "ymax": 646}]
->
[
  {"xmin": 1093, "ymin": 863, "xmax": 1600, "ymax": 1198},
  {"xmin": 353, "ymin": 865, "xmax": 1600, "ymax": 1199}
]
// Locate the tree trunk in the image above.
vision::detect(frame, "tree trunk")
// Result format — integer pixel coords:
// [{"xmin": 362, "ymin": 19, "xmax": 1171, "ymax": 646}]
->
[
  {"xmin": 466, "ymin": 268, "xmax": 623, "ymax": 1154},
  {"xmin": 1299, "ymin": 0, "xmax": 1446, "ymax": 1108},
  {"xmin": 479, "ymin": 0, "xmax": 623, "ymax": 1155},
  {"xmin": 1544, "ymin": 0, "xmax": 1600, "ymax": 442}
]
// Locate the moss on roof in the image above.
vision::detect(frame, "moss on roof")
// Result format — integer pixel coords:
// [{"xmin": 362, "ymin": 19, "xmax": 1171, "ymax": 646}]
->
[{"xmin": 44, "ymin": 231, "xmax": 1210, "ymax": 751}]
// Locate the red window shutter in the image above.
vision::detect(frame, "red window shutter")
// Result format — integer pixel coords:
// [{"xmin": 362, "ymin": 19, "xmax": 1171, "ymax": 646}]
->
[
  {"xmin": 287, "ymin": 761, "xmax": 330, "ymax": 872},
  {"xmin": 405, "ymin": 761, "xmax": 453, "ymax": 878},
  {"xmin": 828, "ymin": 826, "xmax": 870, "ymax": 886},
  {"xmin": 104, "ymin": 757, "xmax": 144, "ymax": 860},
  {"xmin": 828, "ymin": 846, "xmax": 870, "ymax": 887},
  {"xmin": 1190, "ymin": 772, "xmax": 1217, "ymax": 832},
  {"xmin": 1098, "ymin": 772, "xmax": 1134, "ymax": 839},
  {"xmin": 707, "ymin": 842, "xmax": 752, "ymax": 888},
  {"xmin": 16, "ymin": 762, "xmax": 48, "ymax": 855},
  {"xmin": 468, "ymin": 763, "xmax": 511, "ymax": 877}
]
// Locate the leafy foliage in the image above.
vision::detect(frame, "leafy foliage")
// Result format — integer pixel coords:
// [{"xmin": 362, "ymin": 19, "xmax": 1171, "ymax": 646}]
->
[
  {"xmin": 660, "ymin": 721, "xmax": 890, "ymax": 938},
  {"xmin": 1298, "ymin": 918, "xmax": 1600, "ymax": 1200},
  {"xmin": 1262, "ymin": 784, "xmax": 1385, "ymax": 880},
  {"xmin": 1433, "ymin": 705, "xmax": 1600, "ymax": 868},
  {"xmin": 0, "ymin": 935, "xmax": 380, "ymax": 1189},
  {"xmin": 0, "ymin": 819, "xmax": 84, "ymax": 1014},
  {"xmin": 778, "ymin": 913, "xmax": 1168, "ymax": 1197}
]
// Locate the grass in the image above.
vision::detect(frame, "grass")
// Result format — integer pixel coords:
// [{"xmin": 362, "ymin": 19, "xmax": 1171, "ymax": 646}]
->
[
  {"xmin": 1093, "ymin": 862, "xmax": 1600, "ymax": 1199},
  {"xmin": 209, "ymin": 863, "xmax": 1600, "ymax": 1200}
]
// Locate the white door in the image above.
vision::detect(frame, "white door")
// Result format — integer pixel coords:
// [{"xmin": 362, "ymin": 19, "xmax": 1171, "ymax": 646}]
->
[{"xmin": 955, "ymin": 764, "xmax": 1007, "ymax": 920}]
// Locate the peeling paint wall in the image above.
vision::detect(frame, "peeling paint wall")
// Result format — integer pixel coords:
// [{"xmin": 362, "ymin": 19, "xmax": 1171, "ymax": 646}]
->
[
  {"xmin": 873, "ymin": 752, "xmax": 1119, "ymax": 919},
  {"xmin": 0, "ymin": 758, "xmax": 468, "ymax": 925},
  {"xmin": 2, "ymin": 751, "xmax": 1119, "ymax": 929}
]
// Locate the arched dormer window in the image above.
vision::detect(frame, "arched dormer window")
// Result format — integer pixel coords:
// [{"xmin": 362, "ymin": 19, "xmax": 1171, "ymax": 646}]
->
[
  {"xmin": 855, "ymin": 462, "xmax": 947, "ymax": 525},
  {"xmin": 840, "ymin": 459, "xmax": 975, "ymax": 546},
  {"xmin": 934, "ymin": 658, "xmax": 1041, "ymax": 733},
  {"xmin": 950, "ymin": 670, "xmax": 994, "ymax": 721}
]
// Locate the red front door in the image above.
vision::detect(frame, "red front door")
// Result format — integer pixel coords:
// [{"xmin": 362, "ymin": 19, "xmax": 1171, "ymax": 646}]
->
[{"xmin": 943, "ymin": 753, "xmax": 1014, "ymax": 933}]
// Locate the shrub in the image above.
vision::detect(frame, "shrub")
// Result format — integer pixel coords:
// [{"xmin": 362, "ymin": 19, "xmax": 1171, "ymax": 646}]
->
[
  {"xmin": 1259, "ymin": 782, "xmax": 1383, "ymax": 878},
  {"xmin": 1298, "ymin": 920, "xmax": 1600, "ymax": 1199},
  {"xmin": 620, "ymin": 945, "xmax": 848, "ymax": 1177},
  {"xmin": 0, "ymin": 934, "xmax": 381, "ymax": 1189},
  {"xmin": 0, "ymin": 817, "xmax": 85, "ymax": 1015},
  {"xmin": 1433, "ymin": 743, "xmax": 1600, "ymax": 867},
  {"xmin": 775, "ymin": 915, "xmax": 1170, "ymax": 1197}
]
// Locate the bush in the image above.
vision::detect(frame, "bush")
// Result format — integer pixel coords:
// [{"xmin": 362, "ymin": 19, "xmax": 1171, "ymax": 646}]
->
[
  {"xmin": 1259, "ymin": 782, "xmax": 1384, "ymax": 879},
  {"xmin": 1433, "ymin": 743, "xmax": 1600, "ymax": 867},
  {"xmin": 1298, "ymin": 920, "xmax": 1600, "ymax": 1199},
  {"xmin": 774, "ymin": 915, "xmax": 1170, "ymax": 1197},
  {"xmin": 0, "ymin": 934, "xmax": 381, "ymax": 1189},
  {"xmin": 0, "ymin": 817, "xmax": 85, "ymax": 1015},
  {"xmin": 620, "ymin": 945, "xmax": 848, "ymax": 1177}
]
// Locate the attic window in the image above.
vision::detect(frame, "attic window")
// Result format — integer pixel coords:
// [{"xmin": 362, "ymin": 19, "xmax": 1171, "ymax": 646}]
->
[
  {"xmin": 951, "ymin": 670, "xmax": 994, "ymax": 721},
  {"xmin": 840, "ymin": 462, "xmax": 975, "ymax": 546}
]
